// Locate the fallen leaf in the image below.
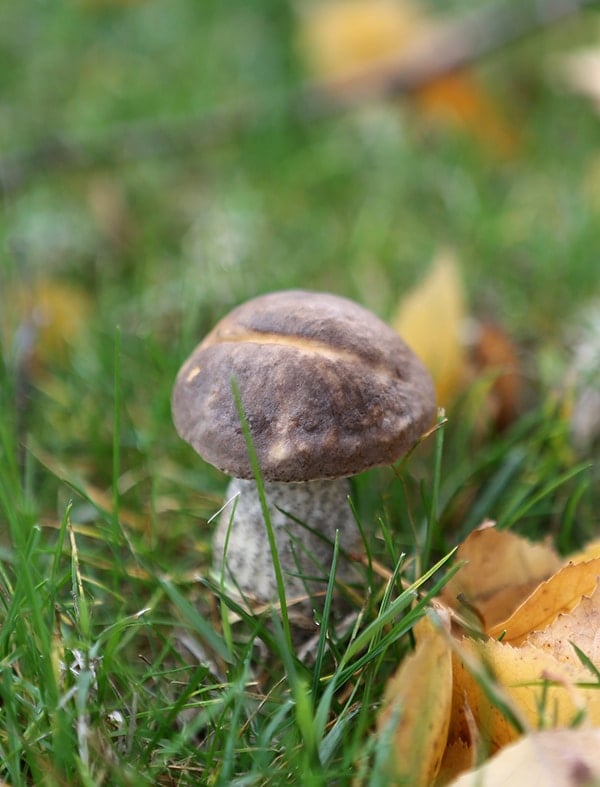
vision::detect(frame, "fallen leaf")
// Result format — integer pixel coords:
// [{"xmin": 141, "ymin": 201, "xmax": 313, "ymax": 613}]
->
[
  {"xmin": 526, "ymin": 581, "xmax": 600, "ymax": 667},
  {"xmin": 441, "ymin": 522, "xmax": 562, "ymax": 630},
  {"xmin": 376, "ymin": 608, "xmax": 453, "ymax": 786},
  {"xmin": 298, "ymin": 0, "xmax": 426, "ymax": 81},
  {"xmin": 449, "ymin": 636, "xmax": 528, "ymax": 751},
  {"xmin": 467, "ymin": 321, "xmax": 522, "ymax": 431},
  {"xmin": 393, "ymin": 250, "xmax": 469, "ymax": 408},
  {"xmin": 447, "ymin": 728, "xmax": 600, "ymax": 787},
  {"xmin": 451, "ymin": 635, "xmax": 600, "ymax": 750},
  {"xmin": 435, "ymin": 739, "xmax": 474, "ymax": 787},
  {"xmin": 415, "ymin": 71, "xmax": 519, "ymax": 157},
  {"xmin": 487, "ymin": 558, "xmax": 600, "ymax": 645}
]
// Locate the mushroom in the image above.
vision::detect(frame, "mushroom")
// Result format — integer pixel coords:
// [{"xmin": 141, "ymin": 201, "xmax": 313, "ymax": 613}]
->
[{"xmin": 171, "ymin": 290, "xmax": 435, "ymax": 615}]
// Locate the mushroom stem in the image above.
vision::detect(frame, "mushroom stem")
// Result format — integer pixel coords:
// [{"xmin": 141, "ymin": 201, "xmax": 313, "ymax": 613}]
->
[{"xmin": 213, "ymin": 477, "xmax": 360, "ymax": 612}]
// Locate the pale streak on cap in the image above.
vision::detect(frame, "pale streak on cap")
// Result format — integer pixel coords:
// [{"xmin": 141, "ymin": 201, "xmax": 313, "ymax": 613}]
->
[{"xmin": 172, "ymin": 290, "xmax": 436, "ymax": 482}]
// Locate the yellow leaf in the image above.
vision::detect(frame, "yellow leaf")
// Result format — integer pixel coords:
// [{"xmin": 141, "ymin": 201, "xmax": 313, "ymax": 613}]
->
[
  {"xmin": 526, "ymin": 581, "xmax": 600, "ymax": 666},
  {"xmin": 441, "ymin": 522, "xmax": 562, "ymax": 630},
  {"xmin": 487, "ymin": 558, "xmax": 600, "ymax": 645},
  {"xmin": 449, "ymin": 637, "xmax": 525, "ymax": 751},
  {"xmin": 298, "ymin": 0, "xmax": 425, "ymax": 81},
  {"xmin": 452, "ymin": 636, "xmax": 600, "ymax": 750},
  {"xmin": 376, "ymin": 608, "xmax": 453, "ymax": 785},
  {"xmin": 447, "ymin": 728, "xmax": 600, "ymax": 787},
  {"xmin": 393, "ymin": 250, "xmax": 468, "ymax": 408}
]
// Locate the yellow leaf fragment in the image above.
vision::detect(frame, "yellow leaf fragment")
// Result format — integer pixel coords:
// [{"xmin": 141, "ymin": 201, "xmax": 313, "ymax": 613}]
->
[
  {"xmin": 453, "ymin": 634, "xmax": 600, "ymax": 750},
  {"xmin": 448, "ymin": 728, "xmax": 600, "ymax": 787},
  {"xmin": 298, "ymin": 0, "xmax": 426, "ymax": 81},
  {"xmin": 441, "ymin": 522, "xmax": 562, "ymax": 630},
  {"xmin": 526, "ymin": 581, "xmax": 600, "ymax": 667},
  {"xmin": 393, "ymin": 250, "xmax": 469, "ymax": 407},
  {"xmin": 376, "ymin": 609, "xmax": 453, "ymax": 786},
  {"xmin": 449, "ymin": 637, "xmax": 524, "ymax": 751},
  {"xmin": 487, "ymin": 557, "xmax": 600, "ymax": 645}
]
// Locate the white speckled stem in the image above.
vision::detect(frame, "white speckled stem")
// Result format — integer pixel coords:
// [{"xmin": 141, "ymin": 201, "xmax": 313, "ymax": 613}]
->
[{"xmin": 212, "ymin": 477, "xmax": 360, "ymax": 608}]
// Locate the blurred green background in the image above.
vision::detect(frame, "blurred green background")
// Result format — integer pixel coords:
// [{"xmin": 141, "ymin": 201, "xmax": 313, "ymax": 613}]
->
[
  {"xmin": 2, "ymin": 0, "xmax": 600, "ymax": 545},
  {"xmin": 1, "ymin": 3, "xmax": 600, "ymax": 781}
]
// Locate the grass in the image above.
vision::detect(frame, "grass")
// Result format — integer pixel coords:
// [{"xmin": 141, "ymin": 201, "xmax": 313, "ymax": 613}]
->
[
  {"xmin": 0, "ymin": 353, "xmax": 594, "ymax": 783},
  {"xmin": 1, "ymin": 0, "xmax": 600, "ymax": 783}
]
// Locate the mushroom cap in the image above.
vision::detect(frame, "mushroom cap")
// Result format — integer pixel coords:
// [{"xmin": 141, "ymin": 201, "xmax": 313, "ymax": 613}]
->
[{"xmin": 172, "ymin": 290, "xmax": 436, "ymax": 482}]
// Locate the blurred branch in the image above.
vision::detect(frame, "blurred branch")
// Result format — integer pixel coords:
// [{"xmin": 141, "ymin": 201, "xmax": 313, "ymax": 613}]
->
[
  {"xmin": 314, "ymin": 0, "xmax": 600, "ymax": 101},
  {"xmin": 1, "ymin": 0, "xmax": 598, "ymax": 196}
]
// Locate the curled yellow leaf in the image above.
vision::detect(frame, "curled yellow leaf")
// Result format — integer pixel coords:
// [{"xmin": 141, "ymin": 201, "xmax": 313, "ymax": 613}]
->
[
  {"xmin": 441, "ymin": 522, "xmax": 562, "ymax": 630},
  {"xmin": 377, "ymin": 609, "xmax": 453, "ymax": 786},
  {"xmin": 487, "ymin": 558, "xmax": 600, "ymax": 645}
]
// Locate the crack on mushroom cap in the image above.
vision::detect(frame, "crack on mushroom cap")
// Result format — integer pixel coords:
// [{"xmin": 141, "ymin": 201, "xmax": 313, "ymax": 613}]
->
[{"xmin": 172, "ymin": 290, "xmax": 436, "ymax": 482}]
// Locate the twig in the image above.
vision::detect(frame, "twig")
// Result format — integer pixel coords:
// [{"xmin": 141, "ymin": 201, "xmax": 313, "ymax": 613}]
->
[
  {"xmin": 1, "ymin": 0, "xmax": 598, "ymax": 195},
  {"xmin": 316, "ymin": 0, "xmax": 600, "ymax": 102}
]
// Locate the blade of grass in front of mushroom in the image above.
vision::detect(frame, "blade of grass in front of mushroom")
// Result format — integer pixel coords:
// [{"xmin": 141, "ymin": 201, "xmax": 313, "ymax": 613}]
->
[
  {"xmin": 421, "ymin": 409, "xmax": 447, "ymax": 573},
  {"xmin": 212, "ymin": 491, "xmax": 239, "ymax": 654},
  {"xmin": 230, "ymin": 377, "xmax": 293, "ymax": 653},
  {"xmin": 311, "ymin": 530, "xmax": 341, "ymax": 695},
  {"xmin": 283, "ymin": 511, "xmax": 364, "ymax": 613},
  {"xmin": 314, "ymin": 548, "xmax": 459, "ymax": 742},
  {"xmin": 271, "ymin": 611, "xmax": 321, "ymax": 774}
]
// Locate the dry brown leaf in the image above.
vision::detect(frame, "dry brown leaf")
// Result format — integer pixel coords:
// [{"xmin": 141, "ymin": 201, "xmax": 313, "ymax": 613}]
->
[
  {"xmin": 415, "ymin": 71, "xmax": 519, "ymax": 157},
  {"xmin": 487, "ymin": 558, "xmax": 600, "ymax": 645},
  {"xmin": 393, "ymin": 250, "xmax": 469, "ymax": 408},
  {"xmin": 441, "ymin": 522, "xmax": 562, "ymax": 630},
  {"xmin": 447, "ymin": 728, "xmax": 600, "ymax": 787},
  {"xmin": 376, "ymin": 609, "xmax": 453, "ymax": 786},
  {"xmin": 435, "ymin": 739, "xmax": 474, "ymax": 787},
  {"xmin": 468, "ymin": 321, "xmax": 522, "ymax": 431}
]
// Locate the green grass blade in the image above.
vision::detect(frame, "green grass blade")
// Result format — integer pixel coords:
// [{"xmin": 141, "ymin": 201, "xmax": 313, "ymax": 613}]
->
[
  {"xmin": 230, "ymin": 377, "xmax": 293, "ymax": 653},
  {"xmin": 158, "ymin": 577, "xmax": 232, "ymax": 663}
]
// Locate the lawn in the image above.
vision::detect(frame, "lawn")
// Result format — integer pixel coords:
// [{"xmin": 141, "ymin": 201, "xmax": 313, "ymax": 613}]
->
[{"xmin": 1, "ymin": 0, "xmax": 600, "ymax": 784}]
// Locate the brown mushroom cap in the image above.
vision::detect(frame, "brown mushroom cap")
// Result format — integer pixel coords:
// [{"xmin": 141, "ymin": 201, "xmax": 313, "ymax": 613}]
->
[{"xmin": 172, "ymin": 290, "xmax": 436, "ymax": 482}]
